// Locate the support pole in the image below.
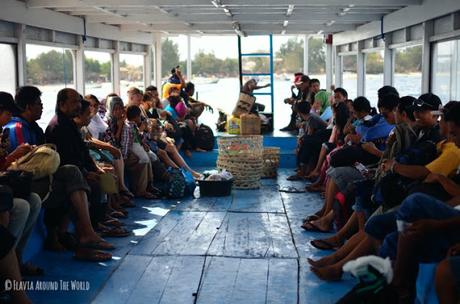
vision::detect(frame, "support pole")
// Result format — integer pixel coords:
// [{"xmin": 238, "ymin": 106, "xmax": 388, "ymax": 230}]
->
[
  {"xmin": 113, "ymin": 41, "xmax": 120, "ymax": 95},
  {"xmin": 421, "ymin": 20, "xmax": 434, "ymax": 93},
  {"xmin": 75, "ymin": 39, "xmax": 85, "ymax": 94},
  {"xmin": 326, "ymin": 42, "xmax": 333, "ymax": 91},
  {"xmin": 357, "ymin": 41, "xmax": 365, "ymax": 97},
  {"xmin": 144, "ymin": 45, "xmax": 152, "ymax": 89},
  {"xmin": 303, "ymin": 35, "xmax": 309, "ymax": 75},
  {"xmin": 335, "ymin": 46, "xmax": 342, "ymax": 88},
  {"xmin": 187, "ymin": 34, "xmax": 192, "ymax": 81},
  {"xmin": 153, "ymin": 33, "xmax": 163, "ymax": 90},
  {"xmin": 16, "ymin": 24, "xmax": 27, "ymax": 87},
  {"xmin": 383, "ymin": 37, "xmax": 393, "ymax": 86}
]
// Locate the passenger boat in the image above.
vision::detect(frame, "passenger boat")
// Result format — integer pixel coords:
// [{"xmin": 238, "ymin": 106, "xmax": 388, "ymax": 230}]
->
[{"xmin": 0, "ymin": 0, "xmax": 459, "ymax": 303}]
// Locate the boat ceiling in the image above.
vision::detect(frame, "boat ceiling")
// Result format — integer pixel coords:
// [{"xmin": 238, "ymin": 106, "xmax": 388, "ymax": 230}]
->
[{"xmin": 23, "ymin": 0, "xmax": 423, "ymax": 36}]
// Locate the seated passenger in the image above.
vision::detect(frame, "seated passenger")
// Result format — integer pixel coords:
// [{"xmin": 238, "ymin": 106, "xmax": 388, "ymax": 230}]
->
[
  {"xmin": 0, "ymin": 186, "xmax": 31, "ymax": 304},
  {"xmin": 85, "ymin": 94, "xmax": 134, "ymax": 201},
  {"xmin": 308, "ymin": 100, "xmax": 457, "ymax": 281},
  {"xmin": 288, "ymin": 101, "xmax": 329, "ymax": 180},
  {"xmin": 182, "ymin": 82, "xmax": 213, "ymax": 120},
  {"xmin": 121, "ymin": 105, "xmax": 155, "ymax": 199},
  {"xmin": 0, "ymin": 92, "xmax": 43, "ymax": 275},
  {"xmin": 46, "ymin": 89, "xmax": 120, "ymax": 239}
]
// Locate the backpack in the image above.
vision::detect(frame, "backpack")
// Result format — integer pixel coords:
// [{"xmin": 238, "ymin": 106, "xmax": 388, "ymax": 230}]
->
[
  {"xmin": 166, "ymin": 168, "xmax": 186, "ymax": 199},
  {"xmin": 195, "ymin": 124, "xmax": 214, "ymax": 151},
  {"xmin": 8, "ymin": 144, "xmax": 60, "ymax": 180}
]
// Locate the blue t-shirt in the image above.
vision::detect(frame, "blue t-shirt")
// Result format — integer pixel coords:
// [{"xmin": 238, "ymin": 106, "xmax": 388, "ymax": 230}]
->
[
  {"xmin": 165, "ymin": 105, "xmax": 178, "ymax": 120},
  {"xmin": 356, "ymin": 114, "xmax": 394, "ymax": 151},
  {"xmin": 4, "ymin": 116, "xmax": 45, "ymax": 152}
]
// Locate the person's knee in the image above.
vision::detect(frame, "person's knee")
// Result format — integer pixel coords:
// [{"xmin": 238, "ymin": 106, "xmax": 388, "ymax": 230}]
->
[
  {"xmin": 398, "ymin": 193, "xmax": 435, "ymax": 221},
  {"xmin": 435, "ymin": 259, "xmax": 451, "ymax": 286},
  {"xmin": 12, "ymin": 199, "xmax": 30, "ymax": 219},
  {"xmin": 57, "ymin": 164, "xmax": 84, "ymax": 181},
  {"xmin": 157, "ymin": 149, "xmax": 167, "ymax": 158},
  {"xmin": 28, "ymin": 193, "xmax": 42, "ymax": 213}
]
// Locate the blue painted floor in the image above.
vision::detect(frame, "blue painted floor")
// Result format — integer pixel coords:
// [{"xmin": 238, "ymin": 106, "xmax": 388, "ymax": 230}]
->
[{"xmin": 26, "ymin": 169, "xmax": 356, "ymax": 304}]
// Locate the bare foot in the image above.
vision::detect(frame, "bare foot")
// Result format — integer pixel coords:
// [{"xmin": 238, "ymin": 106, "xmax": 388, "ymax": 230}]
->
[
  {"xmin": 307, "ymin": 254, "xmax": 338, "ymax": 268},
  {"xmin": 192, "ymin": 171, "xmax": 203, "ymax": 179},
  {"xmin": 185, "ymin": 150, "xmax": 193, "ymax": 158},
  {"xmin": 310, "ymin": 265, "xmax": 343, "ymax": 281},
  {"xmin": 309, "ymin": 217, "xmax": 332, "ymax": 232}
]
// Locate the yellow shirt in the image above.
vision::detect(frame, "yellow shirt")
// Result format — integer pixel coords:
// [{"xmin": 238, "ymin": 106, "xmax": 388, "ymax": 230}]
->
[
  {"xmin": 426, "ymin": 140, "xmax": 460, "ymax": 177},
  {"xmin": 162, "ymin": 82, "xmax": 182, "ymax": 99}
]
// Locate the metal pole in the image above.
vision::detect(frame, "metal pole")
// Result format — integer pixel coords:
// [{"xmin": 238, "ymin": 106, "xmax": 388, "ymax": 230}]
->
[
  {"xmin": 187, "ymin": 34, "xmax": 192, "ymax": 81},
  {"xmin": 238, "ymin": 35, "xmax": 243, "ymax": 89},
  {"xmin": 303, "ymin": 35, "xmax": 309, "ymax": 75},
  {"xmin": 269, "ymin": 34, "xmax": 274, "ymax": 116}
]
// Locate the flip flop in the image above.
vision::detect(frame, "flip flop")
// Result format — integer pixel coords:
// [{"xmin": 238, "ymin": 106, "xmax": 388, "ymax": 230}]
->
[
  {"xmin": 303, "ymin": 214, "xmax": 320, "ymax": 222},
  {"xmin": 74, "ymin": 248, "xmax": 112, "ymax": 262},
  {"xmin": 301, "ymin": 221, "xmax": 331, "ymax": 233},
  {"xmin": 98, "ymin": 227, "xmax": 131, "ymax": 238},
  {"xmin": 279, "ymin": 186, "xmax": 306, "ymax": 193},
  {"xmin": 80, "ymin": 240, "xmax": 115, "ymax": 251},
  {"xmin": 287, "ymin": 174, "xmax": 305, "ymax": 181},
  {"xmin": 120, "ymin": 190, "xmax": 135, "ymax": 199},
  {"xmin": 310, "ymin": 239, "xmax": 341, "ymax": 251}
]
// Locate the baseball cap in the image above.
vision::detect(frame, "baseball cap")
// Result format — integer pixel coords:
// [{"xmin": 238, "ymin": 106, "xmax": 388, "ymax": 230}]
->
[
  {"xmin": 413, "ymin": 93, "xmax": 442, "ymax": 114},
  {"xmin": 0, "ymin": 92, "xmax": 21, "ymax": 114},
  {"xmin": 295, "ymin": 75, "xmax": 310, "ymax": 86}
]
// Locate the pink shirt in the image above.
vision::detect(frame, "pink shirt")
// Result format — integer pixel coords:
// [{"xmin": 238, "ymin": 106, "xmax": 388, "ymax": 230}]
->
[{"xmin": 175, "ymin": 102, "xmax": 187, "ymax": 119}]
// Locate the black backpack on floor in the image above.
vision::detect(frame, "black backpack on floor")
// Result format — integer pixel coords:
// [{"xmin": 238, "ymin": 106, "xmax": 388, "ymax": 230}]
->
[{"xmin": 195, "ymin": 124, "xmax": 215, "ymax": 151}]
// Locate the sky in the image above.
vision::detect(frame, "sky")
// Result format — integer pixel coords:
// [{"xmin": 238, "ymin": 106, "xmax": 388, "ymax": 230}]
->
[{"xmin": 26, "ymin": 35, "xmax": 310, "ymax": 64}]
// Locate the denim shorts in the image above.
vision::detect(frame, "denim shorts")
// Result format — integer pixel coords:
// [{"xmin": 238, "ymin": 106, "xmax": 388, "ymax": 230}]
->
[{"xmin": 327, "ymin": 166, "xmax": 365, "ymax": 193}]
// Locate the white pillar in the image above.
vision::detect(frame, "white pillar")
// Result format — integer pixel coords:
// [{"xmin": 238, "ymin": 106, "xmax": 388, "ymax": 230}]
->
[
  {"xmin": 75, "ymin": 39, "xmax": 85, "ymax": 94},
  {"xmin": 16, "ymin": 24, "xmax": 27, "ymax": 86},
  {"xmin": 303, "ymin": 35, "xmax": 309, "ymax": 75},
  {"xmin": 326, "ymin": 42, "xmax": 333, "ymax": 91},
  {"xmin": 335, "ymin": 47, "xmax": 342, "ymax": 88},
  {"xmin": 421, "ymin": 20, "xmax": 434, "ymax": 93},
  {"xmin": 187, "ymin": 34, "xmax": 192, "ymax": 81},
  {"xmin": 357, "ymin": 41, "xmax": 365, "ymax": 97},
  {"xmin": 113, "ymin": 41, "xmax": 120, "ymax": 95},
  {"xmin": 144, "ymin": 45, "xmax": 152, "ymax": 89},
  {"xmin": 153, "ymin": 33, "xmax": 163, "ymax": 89},
  {"xmin": 383, "ymin": 37, "xmax": 393, "ymax": 86}
]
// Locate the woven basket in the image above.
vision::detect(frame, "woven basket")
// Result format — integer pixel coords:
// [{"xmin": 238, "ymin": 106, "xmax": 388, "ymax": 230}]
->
[
  {"xmin": 262, "ymin": 147, "xmax": 280, "ymax": 178},
  {"xmin": 217, "ymin": 136, "xmax": 263, "ymax": 189},
  {"xmin": 240, "ymin": 114, "xmax": 261, "ymax": 135}
]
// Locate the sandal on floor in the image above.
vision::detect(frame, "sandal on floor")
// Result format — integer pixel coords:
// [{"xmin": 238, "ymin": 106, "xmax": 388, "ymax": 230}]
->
[
  {"xmin": 310, "ymin": 239, "xmax": 341, "ymax": 251},
  {"xmin": 138, "ymin": 192, "xmax": 160, "ymax": 200},
  {"xmin": 303, "ymin": 214, "xmax": 320, "ymax": 223},
  {"xmin": 20, "ymin": 262, "xmax": 45, "ymax": 276},
  {"xmin": 110, "ymin": 210, "xmax": 128, "ymax": 219},
  {"xmin": 120, "ymin": 190, "xmax": 135, "ymax": 199},
  {"xmin": 301, "ymin": 221, "xmax": 331, "ymax": 233},
  {"xmin": 103, "ymin": 218, "xmax": 124, "ymax": 227},
  {"xmin": 287, "ymin": 174, "xmax": 305, "ymax": 181},
  {"xmin": 99, "ymin": 226, "xmax": 131, "ymax": 238},
  {"xmin": 79, "ymin": 240, "xmax": 115, "ymax": 251},
  {"xmin": 74, "ymin": 248, "xmax": 112, "ymax": 262}
]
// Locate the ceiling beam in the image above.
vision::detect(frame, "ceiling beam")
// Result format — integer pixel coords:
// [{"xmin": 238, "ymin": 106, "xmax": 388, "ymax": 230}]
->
[
  {"xmin": 121, "ymin": 23, "xmax": 356, "ymax": 33},
  {"xmin": 86, "ymin": 12, "xmax": 384, "ymax": 24},
  {"xmin": 27, "ymin": 0, "xmax": 422, "ymax": 9}
]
